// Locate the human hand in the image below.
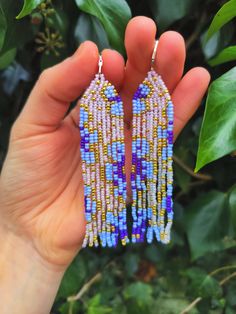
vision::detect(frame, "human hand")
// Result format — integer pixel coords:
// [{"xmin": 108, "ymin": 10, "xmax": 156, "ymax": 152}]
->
[{"xmin": 0, "ymin": 17, "xmax": 210, "ymax": 272}]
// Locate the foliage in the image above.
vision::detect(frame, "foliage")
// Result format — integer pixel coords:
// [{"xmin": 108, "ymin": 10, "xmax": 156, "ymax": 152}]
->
[{"xmin": 0, "ymin": 0, "xmax": 236, "ymax": 313}]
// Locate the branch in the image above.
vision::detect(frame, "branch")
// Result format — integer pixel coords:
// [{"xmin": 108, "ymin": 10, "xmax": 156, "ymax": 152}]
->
[
  {"xmin": 186, "ymin": 11, "xmax": 207, "ymax": 50},
  {"xmin": 181, "ymin": 270, "xmax": 236, "ymax": 314},
  {"xmin": 67, "ymin": 272, "xmax": 102, "ymax": 302},
  {"xmin": 173, "ymin": 155, "xmax": 213, "ymax": 181}
]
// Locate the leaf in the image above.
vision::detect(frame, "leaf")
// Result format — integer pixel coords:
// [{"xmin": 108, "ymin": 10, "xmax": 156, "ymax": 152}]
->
[
  {"xmin": 16, "ymin": 0, "xmax": 44, "ymax": 19},
  {"xmin": 185, "ymin": 190, "xmax": 227, "ymax": 260},
  {"xmin": 75, "ymin": 0, "xmax": 131, "ymax": 53},
  {"xmin": 123, "ymin": 282, "xmax": 153, "ymax": 306},
  {"xmin": 74, "ymin": 12, "xmax": 109, "ymax": 52},
  {"xmin": 154, "ymin": 296, "xmax": 199, "ymax": 314},
  {"xmin": 59, "ymin": 301, "xmax": 80, "ymax": 314},
  {"xmin": 0, "ymin": 0, "xmax": 35, "ymax": 54},
  {"xmin": 229, "ymin": 185, "xmax": 236, "ymax": 233},
  {"xmin": 0, "ymin": 48, "xmax": 16, "ymax": 69},
  {"xmin": 0, "ymin": 4, "xmax": 7, "ymax": 50},
  {"xmin": 148, "ymin": 0, "xmax": 197, "ymax": 31},
  {"xmin": 199, "ymin": 275, "xmax": 223, "ymax": 298},
  {"xmin": 87, "ymin": 294, "xmax": 112, "ymax": 314},
  {"xmin": 195, "ymin": 67, "xmax": 236, "ymax": 171},
  {"xmin": 57, "ymin": 256, "xmax": 87, "ymax": 299},
  {"xmin": 206, "ymin": 0, "xmax": 236, "ymax": 42},
  {"xmin": 209, "ymin": 46, "xmax": 236, "ymax": 66}
]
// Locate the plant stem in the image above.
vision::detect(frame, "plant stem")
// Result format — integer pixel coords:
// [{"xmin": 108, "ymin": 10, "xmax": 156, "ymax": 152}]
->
[
  {"xmin": 173, "ymin": 155, "xmax": 212, "ymax": 181},
  {"xmin": 67, "ymin": 272, "xmax": 102, "ymax": 302},
  {"xmin": 181, "ymin": 269, "xmax": 236, "ymax": 313}
]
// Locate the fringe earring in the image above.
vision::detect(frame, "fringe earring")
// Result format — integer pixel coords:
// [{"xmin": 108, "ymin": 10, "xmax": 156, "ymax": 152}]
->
[
  {"xmin": 79, "ymin": 56, "xmax": 129, "ymax": 248},
  {"xmin": 131, "ymin": 40, "xmax": 174, "ymax": 244}
]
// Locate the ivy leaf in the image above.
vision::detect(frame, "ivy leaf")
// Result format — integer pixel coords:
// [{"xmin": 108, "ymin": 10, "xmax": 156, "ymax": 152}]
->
[
  {"xmin": 0, "ymin": 0, "xmax": 35, "ymax": 54},
  {"xmin": 16, "ymin": 0, "xmax": 44, "ymax": 19},
  {"xmin": 59, "ymin": 301, "xmax": 80, "ymax": 314},
  {"xmin": 87, "ymin": 294, "xmax": 112, "ymax": 314},
  {"xmin": 209, "ymin": 46, "xmax": 236, "ymax": 66},
  {"xmin": 185, "ymin": 190, "xmax": 227, "ymax": 260},
  {"xmin": 206, "ymin": 0, "xmax": 236, "ymax": 42},
  {"xmin": 195, "ymin": 67, "xmax": 236, "ymax": 171},
  {"xmin": 148, "ymin": 0, "xmax": 198, "ymax": 32},
  {"xmin": 123, "ymin": 282, "xmax": 153, "ymax": 306},
  {"xmin": 0, "ymin": 48, "xmax": 16, "ymax": 69},
  {"xmin": 0, "ymin": 4, "xmax": 7, "ymax": 50},
  {"xmin": 229, "ymin": 185, "xmax": 236, "ymax": 233},
  {"xmin": 75, "ymin": 0, "xmax": 131, "ymax": 54},
  {"xmin": 199, "ymin": 275, "xmax": 223, "ymax": 298},
  {"xmin": 56, "ymin": 256, "xmax": 87, "ymax": 299},
  {"xmin": 74, "ymin": 12, "xmax": 109, "ymax": 52}
]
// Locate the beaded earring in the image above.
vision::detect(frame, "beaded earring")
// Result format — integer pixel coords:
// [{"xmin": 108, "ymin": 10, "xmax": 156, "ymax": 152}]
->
[
  {"xmin": 79, "ymin": 56, "xmax": 128, "ymax": 248},
  {"xmin": 131, "ymin": 40, "xmax": 174, "ymax": 245}
]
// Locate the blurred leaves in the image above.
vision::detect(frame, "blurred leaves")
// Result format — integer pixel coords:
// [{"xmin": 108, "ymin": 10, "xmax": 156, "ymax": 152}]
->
[
  {"xmin": 185, "ymin": 191, "xmax": 227, "ymax": 260},
  {"xmin": 75, "ymin": 0, "xmax": 131, "ymax": 53},
  {"xmin": 74, "ymin": 13, "xmax": 109, "ymax": 51},
  {"xmin": 148, "ymin": 0, "xmax": 197, "ymax": 31},
  {"xmin": 0, "ymin": 3, "xmax": 7, "ymax": 50},
  {"xmin": 16, "ymin": 0, "xmax": 44, "ymax": 19},
  {"xmin": 196, "ymin": 67, "xmax": 236, "ymax": 171},
  {"xmin": 0, "ymin": 48, "xmax": 16, "ymax": 70}
]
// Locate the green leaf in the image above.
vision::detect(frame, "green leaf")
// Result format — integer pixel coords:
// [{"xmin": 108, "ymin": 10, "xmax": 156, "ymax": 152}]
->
[
  {"xmin": 199, "ymin": 275, "xmax": 223, "ymax": 298},
  {"xmin": 123, "ymin": 282, "xmax": 153, "ymax": 306},
  {"xmin": 185, "ymin": 191, "xmax": 227, "ymax": 260},
  {"xmin": 0, "ymin": 0, "xmax": 35, "ymax": 54},
  {"xmin": 229, "ymin": 185, "xmax": 236, "ymax": 233},
  {"xmin": 148, "ymin": 0, "xmax": 197, "ymax": 31},
  {"xmin": 206, "ymin": 0, "xmax": 236, "ymax": 42},
  {"xmin": 154, "ymin": 296, "xmax": 199, "ymax": 314},
  {"xmin": 59, "ymin": 301, "xmax": 80, "ymax": 314},
  {"xmin": 74, "ymin": 13, "xmax": 109, "ymax": 52},
  {"xmin": 75, "ymin": 0, "xmax": 131, "ymax": 54},
  {"xmin": 209, "ymin": 46, "xmax": 236, "ymax": 66},
  {"xmin": 87, "ymin": 294, "xmax": 112, "ymax": 314},
  {"xmin": 195, "ymin": 67, "xmax": 236, "ymax": 171},
  {"xmin": 16, "ymin": 0, "xmax": 44, "ymax": 19},
  {"xmin": 0, "ymin": 48, "xmax": 16, "ymax": 69},
  {"xmin": 57, "ymin": 256, "xmax": 87, "ymax": 299},
  {"xmin": 0, "ymin": 4, "xmax": 7, "ymax": 50}
]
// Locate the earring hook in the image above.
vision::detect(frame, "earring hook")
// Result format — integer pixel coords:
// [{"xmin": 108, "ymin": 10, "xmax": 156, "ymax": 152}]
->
[
  {"xmin": 151, "ymin": 40, "xmax": 159, "ymax": 69},
  {"xmin": 98, "ymin": 55, "xmax": 103, "ymax": 74}
]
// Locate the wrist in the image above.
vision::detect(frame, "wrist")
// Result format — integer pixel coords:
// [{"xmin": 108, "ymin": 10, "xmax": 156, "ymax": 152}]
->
[{"xmin": 0, "ymin": 225, "xmax": 65, "ymax": 314}]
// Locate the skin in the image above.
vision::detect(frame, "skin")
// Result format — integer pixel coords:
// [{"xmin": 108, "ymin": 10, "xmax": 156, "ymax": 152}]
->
[{"xmin": 0, "ymin": 17, "xmax": 210, "ymax": 313}]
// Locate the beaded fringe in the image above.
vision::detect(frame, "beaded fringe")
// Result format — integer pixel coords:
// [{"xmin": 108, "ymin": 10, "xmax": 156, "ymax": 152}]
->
[
  {"xmin": 131, "ymin": 69, "xmax": 174, "ymax": 245},
  {"xmin": 79, "ymin": 70, "xmax": 174, "ymax": 248},
  {"xmin": 79, "ymin": 73, "xmax": 128, "ymax": 247}
]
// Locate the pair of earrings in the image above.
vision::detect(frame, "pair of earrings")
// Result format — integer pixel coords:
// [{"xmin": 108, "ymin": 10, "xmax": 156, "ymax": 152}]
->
[{"xmin": 78, "ymin": 40, "xmax": 174, "ymax": 248}]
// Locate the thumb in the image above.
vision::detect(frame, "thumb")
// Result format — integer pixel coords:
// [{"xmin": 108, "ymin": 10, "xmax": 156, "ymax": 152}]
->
[{"xmin": 13, "ymin": 41, "xmax": 99, "ymax": 138}]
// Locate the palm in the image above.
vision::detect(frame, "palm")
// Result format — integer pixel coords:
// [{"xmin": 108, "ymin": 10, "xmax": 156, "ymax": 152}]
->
[{"xmin": 0, "ymin": 17, "xmax": 210, "ymax": 268}]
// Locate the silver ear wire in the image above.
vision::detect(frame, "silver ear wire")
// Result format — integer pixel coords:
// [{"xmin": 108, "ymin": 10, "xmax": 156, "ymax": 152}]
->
[
  {"xmin": 98, "ymin": 55, "xmax": 103, "ymax": 74},
  {"xmin": 151, "ymin": 40, "xmax": 159, "ymax": 69}
]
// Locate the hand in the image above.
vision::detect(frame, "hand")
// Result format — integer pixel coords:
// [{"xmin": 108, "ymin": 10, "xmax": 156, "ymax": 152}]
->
[{"xmin": 0, "ymin": 17, "xmax": 210, "ymax": 271}]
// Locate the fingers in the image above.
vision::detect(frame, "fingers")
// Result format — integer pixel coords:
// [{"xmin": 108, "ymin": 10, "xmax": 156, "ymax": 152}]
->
[
  {"xmin": 67, "ymin": 48, "xmax": 125, "ymax": 127},
  {"xmin": 172, "ymin": 67, "xmax": 211, "ymax": 140},
  {"xmin": 123, "ymin": 17, "xmax": 156, "ymax": 100},
  {"xmin": 14, "ymin": 41, "xmax": 99, "ymax": 135},
  {"xmin": 101, "ymin": 49, "xmax": 125, "ymax": 90},
  {"xmin": 122, "ymin": 16, "xmax": 186, "ymax": 122},
  {"xmin": 155, "ymin": 31, "xmax": 186, "ymax": 93}
]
